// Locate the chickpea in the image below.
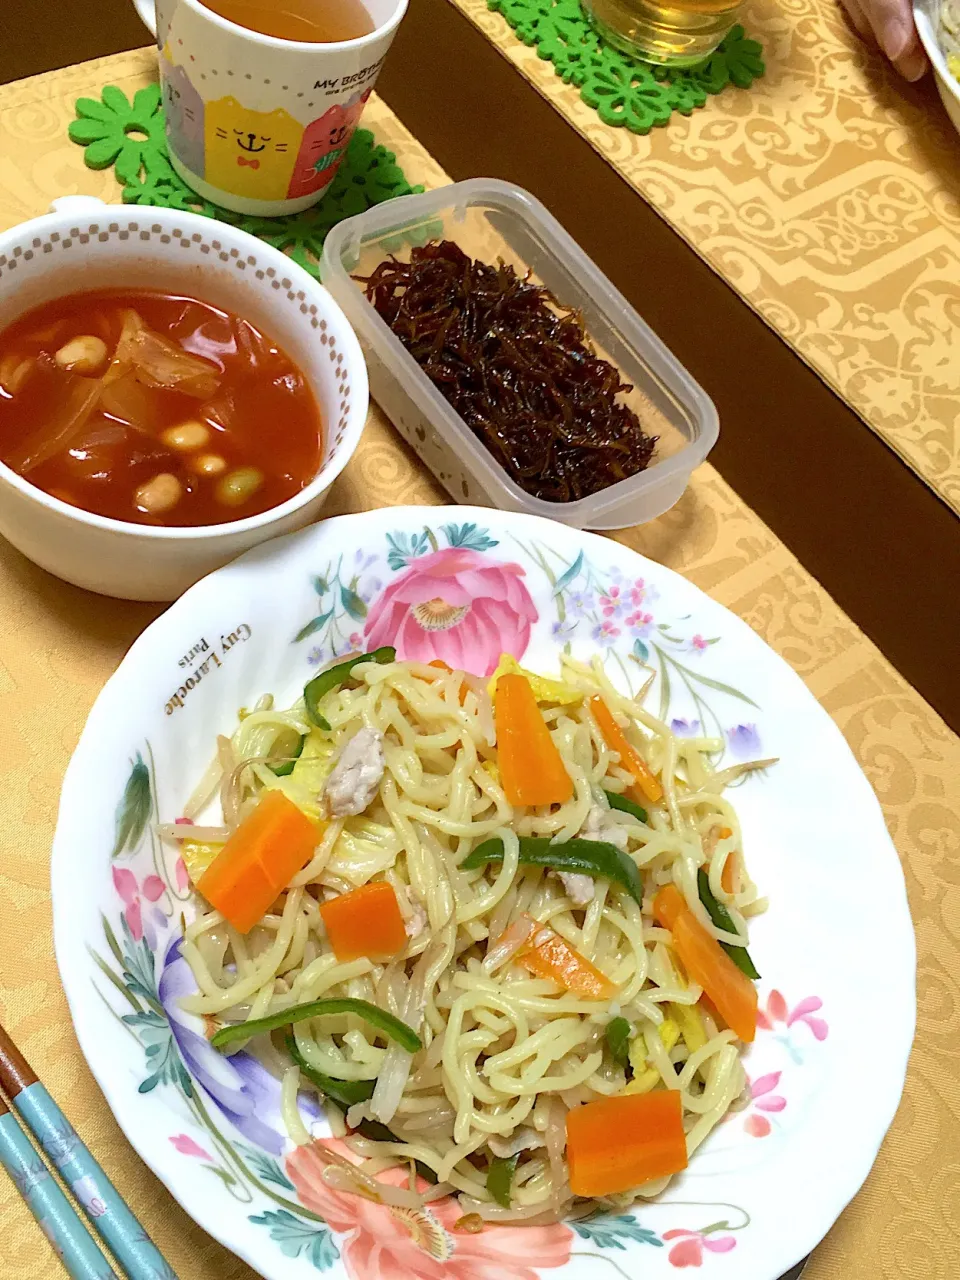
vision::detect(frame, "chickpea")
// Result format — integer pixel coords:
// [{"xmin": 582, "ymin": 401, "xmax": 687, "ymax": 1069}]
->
[
  {"xmin": 135, "ymin": 473, "xmax": 182, "ymax": 515},
  {"xmin": 54, "ymin": 335, "xmax": 108, "ymax": 375},
  {"xmin": 190, "ymin": 452, "xmax": 227, "ymax": 476},
  {"xmin": 216, "ymin": 466, "xmax": 264, "ymax": 507},
  {"xmin": 161, "ymin": 420, "xmax": 211, "ymax": 451}
]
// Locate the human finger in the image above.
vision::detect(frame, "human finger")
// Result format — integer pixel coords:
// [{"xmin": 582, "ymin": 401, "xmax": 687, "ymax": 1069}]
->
[
  {"xmin": 861, "ymin": 0, "xmax": 930, "ymax": 77},
  {"xmin": 889, "ymin": 26, "xmax": 930, "ymax": 78},
  {"xmin": 840, "ymin": 0, "xmax": 878, "ymax": 42}
]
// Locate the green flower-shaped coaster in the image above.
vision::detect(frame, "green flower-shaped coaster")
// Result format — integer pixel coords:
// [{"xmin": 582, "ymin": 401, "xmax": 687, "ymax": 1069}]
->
[
  {"xmin": 488, "ymin": 0, "xmax": 764, "ymax": 133},
  {"xmin": 68, "ymin": 84, "xmax": 425, "ymax": 278}
]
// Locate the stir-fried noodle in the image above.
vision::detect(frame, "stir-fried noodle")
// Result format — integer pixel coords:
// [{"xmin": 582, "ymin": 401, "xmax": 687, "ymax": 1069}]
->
[{"xmin": 170, "ymin": 653, "xmax": 770, "ymax": 1221}]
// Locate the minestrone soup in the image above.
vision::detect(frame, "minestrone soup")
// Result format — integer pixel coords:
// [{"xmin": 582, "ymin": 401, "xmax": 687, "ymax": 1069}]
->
[{"xmin": 0, "ymin": 291, "xmax": 323, "ymax": 526}]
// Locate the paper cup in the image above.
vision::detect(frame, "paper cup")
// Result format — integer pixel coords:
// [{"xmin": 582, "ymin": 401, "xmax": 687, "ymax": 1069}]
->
[{"xmin": 132, "ymin": 0, "xmax": 407, "ymax": 215}]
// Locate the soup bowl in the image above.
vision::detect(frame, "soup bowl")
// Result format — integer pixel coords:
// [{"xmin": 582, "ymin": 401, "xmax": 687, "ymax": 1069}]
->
[{"xmin": 0, "ymin": 196, "xmax": 368, "ymax": 601}]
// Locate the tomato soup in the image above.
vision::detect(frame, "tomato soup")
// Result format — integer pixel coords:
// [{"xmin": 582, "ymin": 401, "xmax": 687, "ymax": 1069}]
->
[{"xmin": 0, "ymin": 291, "xmax": 322, "ymax": 527}]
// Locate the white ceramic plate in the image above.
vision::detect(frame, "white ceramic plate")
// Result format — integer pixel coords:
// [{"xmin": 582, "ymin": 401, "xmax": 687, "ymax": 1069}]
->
[
  {"xmin": 914, "ymin": 0, "xmax": 960, "ymax": 140},
  {"xmin": 52, "ymin": 507, "xmax": 915, "ymax": 1280}
]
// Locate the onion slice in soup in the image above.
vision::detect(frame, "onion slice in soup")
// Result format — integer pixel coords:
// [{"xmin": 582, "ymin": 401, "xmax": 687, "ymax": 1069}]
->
[
  {"xmin": 0, "ymin": 353, "xmax": 34, "ymax": 396},
  {"xmin": 6, "ymin": 365, "xmax": 101, "ymax": 473},
  {"xmin": 233, "ymin": 316, "xmax": 280, "ymax": 374}
]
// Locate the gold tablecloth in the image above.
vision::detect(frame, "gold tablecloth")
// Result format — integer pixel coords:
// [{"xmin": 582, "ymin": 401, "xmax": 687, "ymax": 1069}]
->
[
  {"xmin": 0, "ymin": 47, "xmax": 957, "ymax": 1280},
  {"xmin": 449, "ymin": 0, "xmax": 960, "ymax": 518}
]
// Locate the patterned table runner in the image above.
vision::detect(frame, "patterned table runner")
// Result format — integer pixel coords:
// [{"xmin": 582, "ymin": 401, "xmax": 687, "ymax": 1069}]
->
[
  {"xmin": 450, "ymin": 0, "xmax": 960, "ymax": 516},
  {"xmin": 0, "ymin": 44, "xmax": 956, "ymax": 1280}
]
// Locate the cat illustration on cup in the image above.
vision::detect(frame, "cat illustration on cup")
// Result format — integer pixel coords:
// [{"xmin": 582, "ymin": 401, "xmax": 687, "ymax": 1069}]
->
[
  {"xmin": 160, "ymin": 52, "xmax": 206, "ymax": 179},
  {"xmin": 286, "ymin": 88, "xmax": 371, "ymax": 200},
  {"xmin": 205, "ymin": 97, "xmax": 303, "ymax": 201}
]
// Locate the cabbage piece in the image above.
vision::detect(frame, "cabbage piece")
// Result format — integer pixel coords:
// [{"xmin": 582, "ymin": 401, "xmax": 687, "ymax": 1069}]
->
[
  {"xmin": 180, "ymin": 838, "xmax": 224, "ymax": 885},
  {"xmin": 325, "ymin": 819, "xmax": 403, "ymax": 886},
  {"xmin": 99, "ymin": 368, "xmax": 167, "ymax": 430},
  {"xmin": 105, "ymin": 309, "xmax": 220, "ymax": 399},
  {"xmin": 289, "ymin": 731, "xmax": 337, "ymax": 794},
  {"xmin": 251, "ymin": 731, "xmax": 336, "ymax": 821},
  {"xmin": 487, "ymin": 653, "xmax": 583, "ymax": 705}
]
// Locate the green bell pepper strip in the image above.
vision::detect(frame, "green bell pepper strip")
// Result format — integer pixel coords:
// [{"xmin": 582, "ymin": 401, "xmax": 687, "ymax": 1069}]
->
[
  {"xmin": 303, "ymin": 647, "xmax": 396, "ymax": 730},
  {"xmin": 285, "ymin": 1034, "xmax": 375, "ymax": 1107},
  {"xmin": 604, "ymin": 790, "xmax": 648, "ymax": 824},
  {"xmin": 605, "ymin": 1015, "xmax": 632, "ymax": 1067},
  {"xmin": 461, "ymin": 835, "xmax": 643, "ymax": 906},
  {"xmin": 269, "ymin": 733, "xmax": 306, "ymax": 778},
  {"xmin": 284, "ymin": 1036, "xmax": 439, "ymax": 1183},
  {"xmin": 696, "ymin": 868, "xmax": 760, "ymax": 980},
  {"xmin": 354, "ymin": 1118, "xmax": 439, "ymax": 1184},
  {"xmin": 486, "ymin": 1153, "xmax": 520, "ymax": 1208},
  {"xmin": 211, "ymin": 996, "xmax": 422, "ymax": 1053}
]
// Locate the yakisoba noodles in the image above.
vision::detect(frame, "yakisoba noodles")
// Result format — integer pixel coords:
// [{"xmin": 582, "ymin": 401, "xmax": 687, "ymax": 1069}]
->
[{"xmin": 167, "ymin": 650, "xmax": 773, "ymax": 1223}]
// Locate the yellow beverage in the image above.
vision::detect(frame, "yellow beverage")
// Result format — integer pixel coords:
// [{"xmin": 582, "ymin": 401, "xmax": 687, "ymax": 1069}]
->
[
  {"xmin": 198, "ymin": 0, "xmax": 375, "ymax": 42},
  {"xmin": 582, "ymin": 0, "xmax": 743, "ymax": 66}
]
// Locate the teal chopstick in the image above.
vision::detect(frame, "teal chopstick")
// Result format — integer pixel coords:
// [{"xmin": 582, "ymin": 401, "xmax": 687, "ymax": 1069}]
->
[
  {"xmin": 0, "ymin": 1025, "xmax": 178, "ymax": 1280},
  {"xmin": 0, "ymin": 1098, "xmax": 118, "ymax": 1279}
]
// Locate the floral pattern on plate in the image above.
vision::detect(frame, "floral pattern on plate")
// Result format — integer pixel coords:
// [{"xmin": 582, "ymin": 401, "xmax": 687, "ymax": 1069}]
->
[
  {"xmin": 293, "ymin": 519, "xmax": 760, "ymax": 744},
  {"xmin": 88, "ymin": 602, "xmax": 826, "ymax": 1274},
  {"xmin": 95, "ymin": 827, "xmax": 825, "ymax": 1274},
  {"xmin": 55, "ymin": 505, "xmax": 909, "ymax": 1280}
]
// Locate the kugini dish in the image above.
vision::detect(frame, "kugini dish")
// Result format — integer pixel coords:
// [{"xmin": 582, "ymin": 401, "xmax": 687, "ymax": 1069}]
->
[
  {"xmin": 52, "ymin": 507, "xmax": 914, "ymax": 1280},
  {"xmin": 321, "ymin": 181, "xmax": 719, "ymax": 530},
  {"xmin": 361, "ymin": 241, "xmax": 658, "ymax": 504}
]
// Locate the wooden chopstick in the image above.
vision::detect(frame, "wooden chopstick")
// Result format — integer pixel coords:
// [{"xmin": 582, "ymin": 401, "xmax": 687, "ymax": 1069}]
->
[
  {"xmin": 0, "ymin": 1089, "xmax": 119, "ymax": 1278},
  {"xmin": 0, "ymin": 1023, "xmax": 178, "ymax": 1279}
]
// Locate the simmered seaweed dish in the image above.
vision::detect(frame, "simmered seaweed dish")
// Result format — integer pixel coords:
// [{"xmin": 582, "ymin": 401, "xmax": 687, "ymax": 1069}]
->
[{"xmin": 362, "ymin": 242, "xmax": 658, "ymax": 503}]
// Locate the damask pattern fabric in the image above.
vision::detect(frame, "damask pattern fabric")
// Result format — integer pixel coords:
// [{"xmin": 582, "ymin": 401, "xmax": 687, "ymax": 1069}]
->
[
  {"xmin": 452, "ymin": 0, "xmax": 960, "ymax": 516},
  {"xmin": 0, "ymin": 47, "xmax": 957, "ymax": 1280}
]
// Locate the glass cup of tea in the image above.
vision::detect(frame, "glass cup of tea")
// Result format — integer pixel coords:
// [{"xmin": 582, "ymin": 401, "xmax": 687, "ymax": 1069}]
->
[
  {"xmin": 131, "ymin": 0, "xmax": 408, "ymax": 215},
  {"xmin": 581, "ymin": 0, "xmax": 742, "ymax": 66}
]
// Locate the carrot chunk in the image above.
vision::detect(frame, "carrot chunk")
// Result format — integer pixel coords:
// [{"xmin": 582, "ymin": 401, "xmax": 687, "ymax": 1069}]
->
[
  {"xmin": 517, "ymin": 922, "xmax": 616, "ymax": 999},
  {"xmin": 567, "ymin": 1089, "xmax": 688, "ymax": 1196},
  {"xmin": 589, "ymin": 695, "xmax": 663, "ymax": 805},
  {"xmin": 320, "ymin": 881, "xmax": 408, "ymax": 962},
  {"xmin": 495, "ymin": 673, "xmax": 573, "ymax": 807},
  {"xmin": 652, "ymin": 882, "xmax": 687, "ymax": 930},
  {"xmin": 653, "ymin": 884, "xmax": 757, "ymax": 1043},
  {"xmin": 198, "ymin": 790, "xmax": 319, "ymax": 934},
  {"xmin": 717, "ymin": 827, "xmax": 736, "ymax": 894}
]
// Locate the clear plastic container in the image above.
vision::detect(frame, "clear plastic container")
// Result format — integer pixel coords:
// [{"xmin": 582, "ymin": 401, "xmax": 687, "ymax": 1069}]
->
[{"xmin": 321, "ymin": 179, "xmax": 718, "ymax": 529}]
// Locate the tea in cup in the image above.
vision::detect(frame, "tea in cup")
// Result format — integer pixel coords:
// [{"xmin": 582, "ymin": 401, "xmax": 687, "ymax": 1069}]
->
[{"xmin": 132, "ymin": 0, "xmax": 408, "ymax": 215}]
